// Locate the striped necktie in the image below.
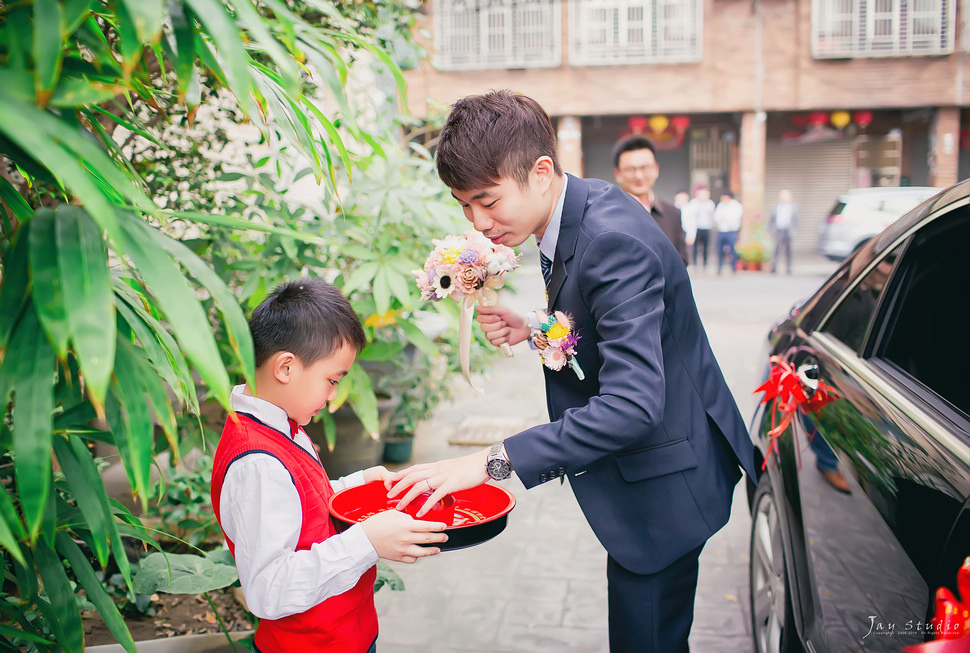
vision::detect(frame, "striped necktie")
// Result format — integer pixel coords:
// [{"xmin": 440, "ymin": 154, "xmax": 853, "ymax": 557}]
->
[{"xmin": 539, "ymin": 252, "xmax": 553, "ymax": 287}]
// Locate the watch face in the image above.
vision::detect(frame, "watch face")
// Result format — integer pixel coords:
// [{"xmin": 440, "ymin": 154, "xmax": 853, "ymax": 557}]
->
[{"xmin": 487, "ymin": 459, "xmax": 511, "ymax": 480}]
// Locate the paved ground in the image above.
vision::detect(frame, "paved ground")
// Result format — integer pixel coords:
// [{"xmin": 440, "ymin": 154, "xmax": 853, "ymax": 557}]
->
[{"xmin": 375, "ymin": 248, "xmax": 839, "ymax": 653}]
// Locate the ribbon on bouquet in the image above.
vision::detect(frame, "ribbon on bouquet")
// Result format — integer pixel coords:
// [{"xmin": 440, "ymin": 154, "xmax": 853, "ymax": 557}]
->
[{"xmin": 458, "ymin": 284, "xmax": 513, "ymax": 392}]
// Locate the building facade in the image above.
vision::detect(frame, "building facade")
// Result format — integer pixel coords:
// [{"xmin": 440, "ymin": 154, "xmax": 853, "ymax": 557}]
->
[{"xmin": 403, "ymin": 0, "xmax": 970, "ymax": 252}]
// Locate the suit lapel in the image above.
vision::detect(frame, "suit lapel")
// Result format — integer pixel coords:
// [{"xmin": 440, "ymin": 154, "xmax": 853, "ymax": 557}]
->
[{"xmin": 547, "ymin": 174, "xmax": 588, "ymax": 309}]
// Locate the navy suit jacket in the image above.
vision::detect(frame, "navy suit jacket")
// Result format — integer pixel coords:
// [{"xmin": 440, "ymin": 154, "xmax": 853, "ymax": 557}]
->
[{"xmin": 505, "ymin": 175, "xmax": 757, "ymax": 575}]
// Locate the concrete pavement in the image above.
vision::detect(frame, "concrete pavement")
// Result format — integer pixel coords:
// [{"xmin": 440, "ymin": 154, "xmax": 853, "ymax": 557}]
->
[{"xmin": 375, "ymin": 249, "xmax": 839, "ymax": 652}]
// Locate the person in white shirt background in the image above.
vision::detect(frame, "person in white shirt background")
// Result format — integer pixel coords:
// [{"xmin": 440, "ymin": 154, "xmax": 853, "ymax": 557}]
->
[
  {"xmin": 674, "ymin": 189, "xmax": 696, "ymax": 253},
  {"xmin": 770, "ymin": 188, "xmax": 798, "ymax": 275},
  {"xmin": 713, "ymin": 191, "xmax": 744, "ymax": 275},
  {"xmin": 688, "ymin": 186, "xmax": 716, "ymax": 271}
]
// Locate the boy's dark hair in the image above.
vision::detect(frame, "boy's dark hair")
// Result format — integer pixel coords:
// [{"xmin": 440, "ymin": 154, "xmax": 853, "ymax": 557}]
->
[
  {"xmin": 436, "ymin": 90, "xmax": 563, "ymax": 191},
  {"xmin": 611, "ymin": 134, "xmax": 657, "ymax": 169},
  {"xmin": 249, "ymin": 278, "xmax": 366, "ymax": 368}
]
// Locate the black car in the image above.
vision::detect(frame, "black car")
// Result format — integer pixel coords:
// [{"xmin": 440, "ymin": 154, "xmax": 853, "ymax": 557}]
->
[{"xmin": 747, "ymin": 180, "xmax": 970, "ymax": 652}]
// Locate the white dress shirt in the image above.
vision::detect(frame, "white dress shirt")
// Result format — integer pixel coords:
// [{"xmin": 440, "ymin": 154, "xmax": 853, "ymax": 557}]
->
[
  {"xmin": 218, "ymin": 385, "xmax": 378, "ymax": 620},
  {"xmin": 714, "ymin": 199, "xmax": 744, "ymax": 233},
  {"xmin": 688, "ymin": 197, "xmax": 716, "ymax": 229}
]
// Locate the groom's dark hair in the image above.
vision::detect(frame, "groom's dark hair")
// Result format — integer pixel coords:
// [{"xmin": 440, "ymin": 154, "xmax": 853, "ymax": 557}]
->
[{"xmin": 435, "ymin": 90, "xmax": 563, "ymax": 191}]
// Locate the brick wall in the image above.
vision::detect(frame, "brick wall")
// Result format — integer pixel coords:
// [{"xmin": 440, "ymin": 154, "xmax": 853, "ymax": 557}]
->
[{"xmin": 404, "ymin": 0, "xmax": 970, "ymax": 118}]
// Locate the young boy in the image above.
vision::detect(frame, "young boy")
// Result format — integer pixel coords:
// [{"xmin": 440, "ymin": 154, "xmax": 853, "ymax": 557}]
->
[{"xmin": 211, "ymin": 278, "xmax": 447, "ymax": 653}]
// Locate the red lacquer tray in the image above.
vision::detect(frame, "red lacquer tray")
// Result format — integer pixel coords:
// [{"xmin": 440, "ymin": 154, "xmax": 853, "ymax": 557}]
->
[{"xmin": 329, "ymin": 481, "xmax": 516, "ymax": 551}]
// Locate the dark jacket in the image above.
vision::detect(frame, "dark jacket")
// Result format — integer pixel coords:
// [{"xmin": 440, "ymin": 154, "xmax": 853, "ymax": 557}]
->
[
  {"xmin": 505, "ymin": 175, "xmax": 756, "ymax": 575},
  {"xmin": 651, "ymin": 198, "xmax": 690, "ymax": 266}
]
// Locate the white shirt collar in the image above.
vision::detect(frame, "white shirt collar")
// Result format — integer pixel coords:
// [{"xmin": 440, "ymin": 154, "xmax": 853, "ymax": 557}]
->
[
  {"xmin": 230, "ymin": 384, "xmax": 292, "ymax": 436},
  {"xmin": 537, "ymin": 174, "xmax": 568, "ymax": 262}
]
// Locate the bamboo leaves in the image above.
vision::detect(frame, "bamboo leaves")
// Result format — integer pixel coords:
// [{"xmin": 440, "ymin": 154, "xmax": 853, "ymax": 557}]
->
[
  {"xmin": 55, "ymin": 206, "xmax": 115, "ymax": 403},
  {"xmin": 2, "ymin": 304, "xmax": 56, "ymax": 542}
]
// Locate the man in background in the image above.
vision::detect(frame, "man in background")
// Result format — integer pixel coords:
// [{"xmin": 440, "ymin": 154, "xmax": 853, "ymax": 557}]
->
[
  {"xmin": 714, "ymin": 191, "xmax": 743, "ymax": 275},
  {"xmin": 689, "ymin": 186, "xmax": 715, "ymax": 271},
  {"xmin": 770, "ymin": 189, "xmax": 798, "ymax": 274},
  {"xmin": 612, "ymin": 135, "xmax": 689, "ymax": 266}
]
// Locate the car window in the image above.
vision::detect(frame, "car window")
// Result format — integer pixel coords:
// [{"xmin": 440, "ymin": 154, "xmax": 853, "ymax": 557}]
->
[
  {"xmin": 876, "ymin": 206, "xmax": 970, "ymax": 416},
  {"xmin": 819, "ymin": 245, "xmax": 901, "ymax": 353}
]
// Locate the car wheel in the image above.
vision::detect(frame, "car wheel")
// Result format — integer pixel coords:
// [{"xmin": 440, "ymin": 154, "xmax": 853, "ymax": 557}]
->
[{"xmin": 749, "ymin": 478, "xmax": 800, "ymax": 653}]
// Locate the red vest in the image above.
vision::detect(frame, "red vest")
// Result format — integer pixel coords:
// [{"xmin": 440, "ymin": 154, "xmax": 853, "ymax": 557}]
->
[{"xmin": 211, "ymin": 412, "xmax": 378, "ymax": 653}]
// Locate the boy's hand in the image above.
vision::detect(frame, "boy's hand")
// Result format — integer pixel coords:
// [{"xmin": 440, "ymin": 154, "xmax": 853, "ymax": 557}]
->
[
  {"xmin": 475, "ymin": 304, "xmax": 530, "ymax": 348},
  {"xmin": 362, "ymin": 465, "xmax": 394, "ymax": 486},
  {"xmin": 360, "ymin": 510, "xmax": 447, "ymax": 563}
]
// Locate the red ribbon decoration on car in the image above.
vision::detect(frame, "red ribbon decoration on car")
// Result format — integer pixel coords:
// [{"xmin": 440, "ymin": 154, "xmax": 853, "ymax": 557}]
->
[
  {"xmin": 753, "ymin": 355, "xmax": 839, "ymax": 470},
  {"xmin": 903, "ymin": 558, "xmax": 970, "ymax": 651}
]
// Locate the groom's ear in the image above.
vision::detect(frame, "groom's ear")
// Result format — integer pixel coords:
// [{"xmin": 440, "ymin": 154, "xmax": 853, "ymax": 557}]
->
[{"xmin": 531, "ymin": 156, "xmax": 556, "ymax": 193}]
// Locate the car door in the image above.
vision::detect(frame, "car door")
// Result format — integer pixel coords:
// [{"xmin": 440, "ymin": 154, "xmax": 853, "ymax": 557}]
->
[{"xmin": 786, "ymin": 203, "xmax": 970, "ymax": 651}]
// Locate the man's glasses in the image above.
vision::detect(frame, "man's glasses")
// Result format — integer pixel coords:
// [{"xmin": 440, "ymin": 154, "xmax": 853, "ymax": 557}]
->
[{"xmin": 618, "ymin": 164, "xmax": 657, "ymax": 176}]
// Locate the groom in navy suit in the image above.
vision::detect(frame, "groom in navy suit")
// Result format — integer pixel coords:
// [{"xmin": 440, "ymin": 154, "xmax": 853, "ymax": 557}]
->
[{"xmin": 389, "ymin": 90, "xmax": 756, "ymax": 652}]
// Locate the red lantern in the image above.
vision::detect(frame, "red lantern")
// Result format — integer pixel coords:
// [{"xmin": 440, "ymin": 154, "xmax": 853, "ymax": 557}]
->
[
  {"xmin": 854, "ymin": 110, "xmax": 873, "ymax": 129},
  {"xmin": 809, "ymin": 111, "xmax": 829, "ymax": 127},
  {"xmin": 628, "ymin": 116, "xmax": 648, "ymax": 133},
  {"xmin": 671, "ymin": 115, "xmax": 691, "ymax": 132}
]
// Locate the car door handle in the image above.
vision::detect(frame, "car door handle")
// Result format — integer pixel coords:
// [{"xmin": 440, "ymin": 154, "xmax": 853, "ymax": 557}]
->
[{"xmin": 796, "ymin": 361, "xmax": 820, "ymax": 394}]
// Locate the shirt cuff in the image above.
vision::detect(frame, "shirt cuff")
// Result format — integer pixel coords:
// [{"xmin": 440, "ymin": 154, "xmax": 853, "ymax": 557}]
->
[
  {"xmin": 342, "ymin": 522, "xmax": 379, "ymax": 567},
  {"xmin": 527, "ymin": 311, "xmax": 540, "ymax": 350},
  {"xmin": 331, "ymin": 470, "xmax": 366, "ymax": 492}
]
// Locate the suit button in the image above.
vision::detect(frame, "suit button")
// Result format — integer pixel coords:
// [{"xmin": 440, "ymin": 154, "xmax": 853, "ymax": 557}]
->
[
  {"xmin": 557, "ymin": 467, "xmax": 565, "ymax": 476},
  {"xmin": 539, "ymin": 473, "xmax": 548, "ymax": 483}
]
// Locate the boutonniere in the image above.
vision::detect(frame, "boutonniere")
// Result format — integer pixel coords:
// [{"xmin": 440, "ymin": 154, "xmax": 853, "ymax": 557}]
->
[{"xmin": 531, "ymin": 310, "xmax": 585, "ymax": 380}]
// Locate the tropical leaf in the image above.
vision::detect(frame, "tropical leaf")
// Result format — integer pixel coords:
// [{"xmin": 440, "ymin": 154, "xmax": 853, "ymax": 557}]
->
[
  {"xmin": 55, "ymin": 532, "xmax": 138, "ymax": 652},
  {"xmin": 2, "ymin": 304, "xmax": 56, "ymax": 542},
  {"xmin": 132, "ymin": 551, "xmax": 238, "ymax": 595},
  {"xmin": 0, "ymin": 226, "xmax": 31, "ymax": 357},
  {"xmin": 0, "ymin": 174, "xmax": 32, "ymax": 227},
  {"xmin": 0, "ymin": 490, "xmax": 25, "ymax": 567},
  {"xmin": 114, "ymin": 281, "xmax": 199, "ymax": 414},
  {"xmin": 31, "ymin": 0, "xmax": 65, "ymax": 106},
  {"xmin": 146, "ymin": 227, "xmax": 256, "ymax": 389},
  {"xmin": 51, "ymin": 434, "xmax": 114, "ymax": 565},
  {"xmin": 116, "ymin": 214, "xmax": 231, "ymax": 408},
  {"xmin": 183, "ymin": 0, "xmax": 259, "ymax": 117},
  {"xmin": 34, "ymin": 544, "xmax": 84, "ymax": 653},
  {"xmin": 55, "ymin": 206, "xmax": 115, "ymax": 404},
  {"xmin": 107, "ymin": 338, "xmax": 157, "ymax": 508},
  {"xmin": 28, "ymin": 209, "xmax": 71, "ymax": 357}
]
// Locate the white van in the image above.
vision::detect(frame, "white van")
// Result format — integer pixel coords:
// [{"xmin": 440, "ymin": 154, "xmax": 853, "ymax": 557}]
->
[{"xmin": 817, "ymin": 186, "xmax": 941, "ymax": 260}]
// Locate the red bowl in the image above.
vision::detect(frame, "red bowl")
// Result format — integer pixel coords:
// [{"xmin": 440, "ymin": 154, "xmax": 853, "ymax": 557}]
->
[{"xmin": 329, "ymin": 481, "xmax": 516, "ymax": 551}]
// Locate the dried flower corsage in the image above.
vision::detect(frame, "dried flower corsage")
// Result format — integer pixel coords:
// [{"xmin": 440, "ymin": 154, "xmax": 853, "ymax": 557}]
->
[
  {"xmin": 531, "ymin": 310, "xmax": 584, "ymax": 380},
  {"xmin": 414, "ymin": 230, "xmax": 520, "ymax": 389}
]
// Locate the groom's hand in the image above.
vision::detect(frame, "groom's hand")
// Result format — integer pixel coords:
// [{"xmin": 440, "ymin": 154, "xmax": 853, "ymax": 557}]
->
[
  {"xmin": 386, "ymin": 448, "xmax": 491, "ymax": 518},
  {"xmin": 476, "ymin": 304, "xmax": 530, "ymax": 348}
]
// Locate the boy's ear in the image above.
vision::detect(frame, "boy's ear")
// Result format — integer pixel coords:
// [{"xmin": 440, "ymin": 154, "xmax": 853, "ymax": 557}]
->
[{"xmin": 272, "ymin": 352, "xmax": 298, "ymax": 384}]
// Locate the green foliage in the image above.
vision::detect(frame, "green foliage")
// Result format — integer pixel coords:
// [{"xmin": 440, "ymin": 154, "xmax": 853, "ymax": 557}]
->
[
  {"xmin": 374, "ymin": 560, "xmax": 405, "ymax": 593},
  {"xmin": 146, "ymin": 455, "xmax": 221, "ymax": 549},
  {"xmin": 378, "ymin": 349, "xmax": 451, "ymax": 437},
  {"xmin": 737, "ymin": 226, "xmax": 775, "ymax": 263},
  {"xmin": 132, "ymin": 551, "xmax": 238, "ymax": 596},
  {"xmin": 0, "ymin": 1, "xmax": 424, "ymax": 649}
]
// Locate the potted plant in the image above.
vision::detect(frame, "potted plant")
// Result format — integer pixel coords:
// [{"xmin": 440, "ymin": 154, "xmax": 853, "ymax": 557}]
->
[
  {"xmin": 736, "ymin": 227, "xmax": 775, "ymax": 271},
  {"xmin": 378, "ymin": 349, "xmax": 451, "ymax": 465}
]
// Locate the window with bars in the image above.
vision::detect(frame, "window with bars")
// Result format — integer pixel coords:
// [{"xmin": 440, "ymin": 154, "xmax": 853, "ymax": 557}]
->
[
  {"xmin": 433, "ymin": 0, "xmax": 561, "ymax": 71},
  {"xmin": 812, "ymin": 0, "xmax": 955, "ymax": 57},
  {"xmin": 568, "ymin": 0, "xmax": 703, "ymax": 66}
]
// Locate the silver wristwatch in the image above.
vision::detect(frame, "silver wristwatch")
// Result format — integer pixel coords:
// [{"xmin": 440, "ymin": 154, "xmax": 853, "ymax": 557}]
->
[{"xmin": 486, "ymin": 442, "xmax": 512, "ymax": 481}]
